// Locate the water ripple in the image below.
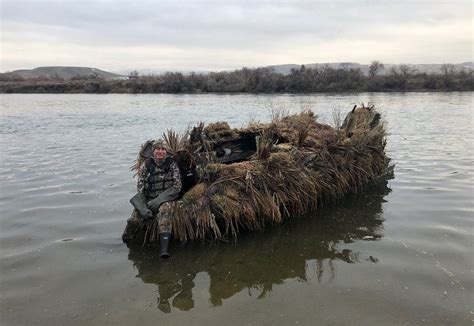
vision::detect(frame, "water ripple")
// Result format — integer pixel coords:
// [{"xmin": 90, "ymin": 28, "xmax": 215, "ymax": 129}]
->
[{"xmin": 1, "ymin": 92, "xmax": 472, "ymax": 325}]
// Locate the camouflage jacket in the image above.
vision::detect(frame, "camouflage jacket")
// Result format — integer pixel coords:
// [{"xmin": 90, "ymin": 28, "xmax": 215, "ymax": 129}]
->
[{"xmin": 137, "ymin": 157, "xmax": 182, "ymax": 199}]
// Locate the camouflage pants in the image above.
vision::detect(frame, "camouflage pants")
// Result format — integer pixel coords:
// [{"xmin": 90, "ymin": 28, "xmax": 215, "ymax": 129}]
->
[
  {"xmin": 156, "ymin": 202, "xmax": 175, "ymax": 234},
  {"xmin": 122, "ymin": 202, "xmax": 177, "ymax": 242}
]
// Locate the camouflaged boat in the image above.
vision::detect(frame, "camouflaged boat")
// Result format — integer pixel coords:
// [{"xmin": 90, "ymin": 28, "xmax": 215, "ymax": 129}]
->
[{"xmin": 123, "ymin": 105, "xmax": 391, "ymax": 245}]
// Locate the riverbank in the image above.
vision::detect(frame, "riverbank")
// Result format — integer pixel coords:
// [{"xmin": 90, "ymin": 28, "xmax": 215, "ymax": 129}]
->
[{"xmin": 1, "ymin": 66, "xmax": 472, "ymax": 93}]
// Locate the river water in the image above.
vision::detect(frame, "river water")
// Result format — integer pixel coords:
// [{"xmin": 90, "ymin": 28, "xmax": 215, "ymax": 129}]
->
[{"xmin": 0, "ymin": 93, "xmax": 472, "ymax": 325}]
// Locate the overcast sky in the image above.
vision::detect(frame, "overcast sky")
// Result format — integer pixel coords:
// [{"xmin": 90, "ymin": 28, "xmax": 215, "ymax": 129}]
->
[{"xmin": 1, "ymin": 0, "xmax": 472, "ymax": 73}]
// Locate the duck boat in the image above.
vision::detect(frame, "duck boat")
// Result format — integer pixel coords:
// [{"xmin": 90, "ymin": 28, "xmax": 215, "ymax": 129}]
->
[{"xmin": 122, "ymin": 105, "xmax": 391, "ymax": 245}]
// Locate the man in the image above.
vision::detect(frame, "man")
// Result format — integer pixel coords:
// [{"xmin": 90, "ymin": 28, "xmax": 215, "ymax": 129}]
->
[{"xmin": 124, "ymin": 140, "xmax": 182, "ymax": 258}]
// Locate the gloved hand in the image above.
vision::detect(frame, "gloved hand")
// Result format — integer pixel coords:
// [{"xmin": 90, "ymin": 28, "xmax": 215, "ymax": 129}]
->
[
  {"xmin": 147, "ymin": 187, "xmax": 181, "ymax": 213},
  {"xmin": 147, "ymin": 197, "xmax": 162, "ymax": 213},
  {"xmin": 138, "ymin": 207, "xmax": 153, "ymax": 219}
]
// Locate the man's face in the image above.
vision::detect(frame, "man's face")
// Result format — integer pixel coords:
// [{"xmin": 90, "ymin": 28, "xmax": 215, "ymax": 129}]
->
[{"xmin": 153, "ymin": 147, "xmax": 167, "ymax": 161}]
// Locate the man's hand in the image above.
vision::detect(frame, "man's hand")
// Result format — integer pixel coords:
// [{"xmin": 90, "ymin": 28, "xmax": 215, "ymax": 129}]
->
[
  {"xmin": 130, "ymin": 192, "xmax": 153, "ymax": 219},
  {"xmin": 147, "ymin": 187, "xmax": 181, "ymax": 214},
  {"xmin": 147, "ymin": 197, "xmax": 162, "ymax": 213},
  {"xmin": 138, "ymin": 207, "xmax": 153, "ymax": 219}
]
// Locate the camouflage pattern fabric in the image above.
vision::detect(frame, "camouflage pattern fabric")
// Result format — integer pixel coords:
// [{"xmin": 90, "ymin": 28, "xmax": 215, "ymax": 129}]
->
[
  {"xmin": 156, "ymin": 202, "xmax": 175, "ymax": 233},
  {"xmin": 136, "ymin": 158, "xmax": 182, "ymax": 197},
  {"xmin": 122, "ymin": 202, "xmax": 177, "ymax": 241},
  {"xmin": 123, "ymin": 157, "xmax": 182, "ymax": 241},
  {"xmin": 146, "ymin": 159, "xmax": 181, "ymax": 234}
]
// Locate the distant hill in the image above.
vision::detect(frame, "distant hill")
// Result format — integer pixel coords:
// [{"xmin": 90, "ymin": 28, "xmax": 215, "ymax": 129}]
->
[
  {"xmin": 8, "ymin": 66, "xmax": 122, "ymax": 79},
  {"xmin": 266, "ymin": 62, "xmax": 474, "ymax": 75}
]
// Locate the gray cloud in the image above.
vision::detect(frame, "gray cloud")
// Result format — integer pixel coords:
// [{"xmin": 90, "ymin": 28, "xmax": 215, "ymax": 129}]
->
[{"xmin": 1, "ymin": 0, "xmax": 472, "ymax": 71}]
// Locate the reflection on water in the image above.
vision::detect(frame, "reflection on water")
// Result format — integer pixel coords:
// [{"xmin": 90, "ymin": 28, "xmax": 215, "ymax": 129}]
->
[{"xmin": 128, "ymin": 181, "xmax": 391, "ymax": 313}]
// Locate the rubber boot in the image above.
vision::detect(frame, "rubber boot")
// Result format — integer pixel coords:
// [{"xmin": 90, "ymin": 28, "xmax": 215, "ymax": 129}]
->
[{"xmin": 159, "ymin": 233, "xmax": 171, "ymax": 258}]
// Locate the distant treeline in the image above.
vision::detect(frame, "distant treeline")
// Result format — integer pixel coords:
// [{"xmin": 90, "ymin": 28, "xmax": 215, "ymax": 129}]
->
[{"xmin": 1, "ymin": 63, "xmax": 472, "ymax": 93}]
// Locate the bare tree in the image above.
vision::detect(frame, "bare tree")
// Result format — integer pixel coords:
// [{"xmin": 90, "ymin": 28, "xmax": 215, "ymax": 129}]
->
[
  {"xmin": 339, "ymin": 62, "xmax": 351, "ymax": 71},
  {"xmin": 399, "ymin": 64, "xmax": 416, "ymax": 78},
  {"xmin": 440, "ymin": 64, "xmax": 455, "ymax": 88},
  {"xmin": 128, "ymin": 70, "xmax": 139, "ymax": 79},
  {"xmin": 388, "ymin": 65, "xmax": 416, "ymax": 90},
  {"xmin": 368, "ymin": 61, "xmax": 384, "ymax": 78}
]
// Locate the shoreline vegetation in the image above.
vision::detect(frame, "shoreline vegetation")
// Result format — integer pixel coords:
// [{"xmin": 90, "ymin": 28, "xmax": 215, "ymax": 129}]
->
[{"xmin": 1, "ymin": 63, "xmax": 472, "ymax": 94}]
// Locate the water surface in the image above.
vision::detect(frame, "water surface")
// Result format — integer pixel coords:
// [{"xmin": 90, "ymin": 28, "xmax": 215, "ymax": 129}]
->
[{"xmin": 1, "ymin": 93, "xmax": 472, "ymax": 325}]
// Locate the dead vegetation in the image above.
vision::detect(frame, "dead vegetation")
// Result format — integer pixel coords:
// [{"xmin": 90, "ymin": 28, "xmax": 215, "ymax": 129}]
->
[{"xmin": 128, "ymin": 105, "xmax": 391, "ymax": 244}]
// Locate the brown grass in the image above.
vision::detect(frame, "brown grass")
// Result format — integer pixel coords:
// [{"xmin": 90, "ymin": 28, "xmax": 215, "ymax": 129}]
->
[{"xmin": 128, "ymin": 106, "xmax": 391, "ymax": 244}]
